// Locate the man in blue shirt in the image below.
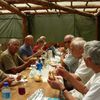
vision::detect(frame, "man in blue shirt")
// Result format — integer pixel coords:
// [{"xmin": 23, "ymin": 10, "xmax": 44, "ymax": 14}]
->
[{"xmin": 19, "ymin": 35, "xmax": 43, "ymax": 61}]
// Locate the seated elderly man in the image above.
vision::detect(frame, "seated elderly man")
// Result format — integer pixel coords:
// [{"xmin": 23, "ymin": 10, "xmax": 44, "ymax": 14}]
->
[
  {"xmin": 0, "ymin": 38, "xmax": 34, "ymax": 74},
  {"xmin": 19, "ymin": 35, "xmax": 43, "ymax": 61},
  {"xmin": 60, "ymin": 37, "xmax": 94, "ymax": 91},
  {"xmin": 61, "ymin": 34, "xmax": 79, "ymax": 72},
  {"xmin": 48, "ymin": 40, "xmax": 100, "ymax": 100},
  {"xmin": 70, "ymin": 37, "xmax": 94, "ymax": 84}
]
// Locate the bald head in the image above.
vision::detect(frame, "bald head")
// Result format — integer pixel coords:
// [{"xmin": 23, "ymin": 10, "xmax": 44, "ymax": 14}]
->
[
  {"xmin": 64, "ymin": 34, "xmax": 74, "ymax": 41},
  {"xmin": 64, "ymin": 34, "xmax": 74, "ymax": 48},
  {"xmin": 25, "ymin": 35, "xmax": 33, "ymax": 40},
  {"xmin": 24, "ymin": 35, "xmax": 34, "ymax": 46}
]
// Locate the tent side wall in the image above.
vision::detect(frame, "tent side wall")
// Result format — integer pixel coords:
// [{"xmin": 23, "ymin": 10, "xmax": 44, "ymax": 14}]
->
[
  {"xmin": 0, "ymin": 14, "xmax": 96, "ymax": 48},
  {"xmin": 27, "ymin": 14, "xmax": 96, "ymax": 42},
  {"xmin": 0, "ymin": 14, "xmax": 23, "ymax": 50},
  {"xmin": 0, "ymin": 14, "xmax": 23, "ymax": 43}
]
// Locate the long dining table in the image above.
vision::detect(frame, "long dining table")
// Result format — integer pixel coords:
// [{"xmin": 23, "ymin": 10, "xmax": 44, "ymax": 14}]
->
[{"xmin": 0, "ymin": 67, "xmax": 60, "ymax": 100}]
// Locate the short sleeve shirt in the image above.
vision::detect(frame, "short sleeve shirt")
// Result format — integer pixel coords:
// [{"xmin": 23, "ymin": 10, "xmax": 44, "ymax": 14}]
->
[
  {"xmin": 83, "ymin": 73, "xmax": 100, "ymax": 100},
  {"xmin": 19, "ymin": 44, "xmax": 33, "ymax": 59},
  {"xmin": 70, "ymin": 73, "xmax": 100, "ymax": 100},
  {"xmin": 75, "ymin": 58, "xmax": 94, "ymax": 84},
  {"xmin": 0, "ymin": 49, "xmax": 24, "ymax": 72},
  {"xmin": 63, "ymin": 53, "xmax": 79, "ymax": 73}
]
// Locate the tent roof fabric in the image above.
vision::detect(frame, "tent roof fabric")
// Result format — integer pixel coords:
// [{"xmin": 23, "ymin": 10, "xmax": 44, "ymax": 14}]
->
[{"xmin": 0, "ymin": 0, "xmax": 100, "ymax": 17}]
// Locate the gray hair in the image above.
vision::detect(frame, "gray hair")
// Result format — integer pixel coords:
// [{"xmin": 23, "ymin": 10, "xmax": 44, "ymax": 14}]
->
[
  {"xmin": 40, "ymin": 36, "xmax": 46, "ymax": 40},
  {"xmin": 84, "ymin": 40, "xmax": 100, "ymax": 65},
  {"xmin": 8, "ymin": 38, "xmax": 20, "ymax": 45},
  {"xmin": 71, "ymin": 37, "xmax": 86, "ymax": 49},
  {"xmin": 36, "ymin": 38, "xmax": 44, "ymax": 44}
]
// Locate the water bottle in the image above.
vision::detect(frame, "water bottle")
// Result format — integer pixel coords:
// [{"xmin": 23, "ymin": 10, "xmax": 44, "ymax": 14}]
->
[
  {"xmin": 2, "ymin": 82, "xmax": 11, "ymax": 100},
  {"xmin": 36, "ymin": 59, "xmax": 43, "ymax": 71}
]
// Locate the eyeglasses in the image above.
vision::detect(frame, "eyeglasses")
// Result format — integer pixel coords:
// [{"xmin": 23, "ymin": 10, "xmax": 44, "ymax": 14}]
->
[{"xmin": 64, "ymin": 41, "xmax": 71, "ymax": 44}]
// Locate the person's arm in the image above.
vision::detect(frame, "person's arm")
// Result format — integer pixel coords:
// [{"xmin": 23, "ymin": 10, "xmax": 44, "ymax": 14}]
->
[
  {"xmin": 61, "ymin": 55, "xmax": 71, "ymax": 71},
  {"xmin": 61, "ymin": 84, "xmax": 77, "ymax": 100},
  {"xmin": 22, "ymin": 50, "xmax": 43, "ymax": 61},
  {"xmin": 6, "ymin": 63, "xmax": 27, "ymax": 74},
  {"xmin": 21, "ymin": 54, "xmax": 36, "ymax": 62},
  {"xmin": 70, "ymin": 73, "xmax": 82, "ymax": 81},
  {"xmin": 61, "ymin": 55, "xmax": 67, "ymax": 67},
  {"xmin": 6, "ymin": 58, "xmax": 35, "ymax": 74},
  {"xmin": 56, "ymin": 67, "xmax": 88, "ymax": 94},
  {"xmin": 0, "ymin": 77, "xmax": 14, "ymax": 88},
  {"xmin": 48, "ymin": 78, "xmax": 76, "ymax": 100},
  {"xmin": 63, "ymin": 89, "xmax": 76, "ymax": 100}
]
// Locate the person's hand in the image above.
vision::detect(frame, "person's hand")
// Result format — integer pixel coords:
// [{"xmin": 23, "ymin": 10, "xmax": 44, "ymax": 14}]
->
[
  {"xmin": 29, "ymin": 57, "xmax": 37, "ymax": 64},
  {"xmin": 10, "ymin": 67, "xmax": 17, "ymax": 74},
  {"xmin": 16, "ymin": 74, "xmax": 22, "ymax": 81},
  {"xmin": 44, "ymin": 42, "xmax": 47, "ymax": 46},
  {"xmin": 26, "ymin": 57, "xmax": 37, "ymax": 66},
  {"xmin": 4, "ymin": 77, "xmax": 15, "ymax": 85},
  {"xmin": 36, "ymin": 49, "xmax": 44, "ymax": 56},
  {"xmin": 56, "ymin": 67, "xmax": 69, "ymax": 80},
  {"xmin": 48, "ymin": 78, "xmax": 65, "ymax": 90},
  {"xmin": 0, "ymin": 77, "xmax": 14, "ymax": 89}
]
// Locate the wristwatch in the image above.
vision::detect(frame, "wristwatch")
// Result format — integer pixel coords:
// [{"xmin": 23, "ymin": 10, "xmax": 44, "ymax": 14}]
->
[{"xmin": 62, "ymin": 88, "xmax": 66, "ymax": 93}]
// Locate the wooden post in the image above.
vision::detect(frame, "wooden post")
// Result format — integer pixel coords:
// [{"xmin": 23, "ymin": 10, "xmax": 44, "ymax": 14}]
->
[
  {"xmin": 22, "ymin": 16, "xmax": 28, "ymax": 37},
  {"xmin": 96, "ymin": 10, "xmax": 100, "ymax": 40}
]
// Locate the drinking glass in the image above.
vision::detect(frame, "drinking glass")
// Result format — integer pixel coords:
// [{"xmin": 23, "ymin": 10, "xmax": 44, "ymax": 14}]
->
[{"xmin": 18, "ymin": 86, "xmax": 26, "ymax": 95}]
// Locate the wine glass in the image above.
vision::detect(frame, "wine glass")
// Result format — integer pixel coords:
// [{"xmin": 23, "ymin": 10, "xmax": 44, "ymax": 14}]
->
[{"xmin": 18, "ymin": 86, "xmax": 26, "ymax": 95}]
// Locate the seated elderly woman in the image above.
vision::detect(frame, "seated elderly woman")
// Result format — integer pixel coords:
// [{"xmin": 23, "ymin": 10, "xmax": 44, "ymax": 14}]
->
[
  {"xmin": 0, "ymin": 38, "xmax": 35, "ymax": 74},
  {"xmin": 48, "ymin": 40, "xmax": 100, "ymax": 100},
  {"xmin": 40, "ymin": 35, "xmax": 46, "ymax": 44},
  {"xmin": 33, "ymin": 38, "xmax": 44, "ymax": 53},
  {"xmin": 39, "ymin": 35, "xmax": 49, "ymax": 50}
]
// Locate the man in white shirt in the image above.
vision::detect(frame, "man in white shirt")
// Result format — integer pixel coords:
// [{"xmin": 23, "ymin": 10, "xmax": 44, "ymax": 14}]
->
[
  {"xmin": 48, "ymin": 40, "xmax": 100, "ymax": 100},
  {"xmin": 63, "ymin": 38, "xmax": 94, "ymax": 90}
]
